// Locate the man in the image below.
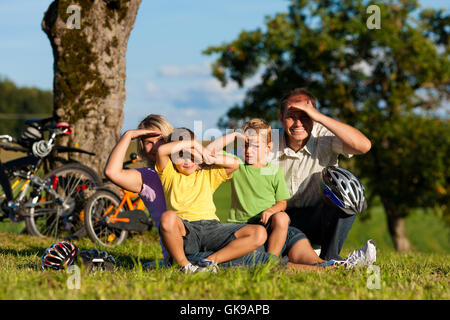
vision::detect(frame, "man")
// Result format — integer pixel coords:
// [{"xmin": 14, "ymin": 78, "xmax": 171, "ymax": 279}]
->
[{"xmin": 269, "ymin": 88, "xmax": 372, "ymax": 260}]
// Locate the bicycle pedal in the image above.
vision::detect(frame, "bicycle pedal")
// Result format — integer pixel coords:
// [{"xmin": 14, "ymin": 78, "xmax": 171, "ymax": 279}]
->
[
  {"xmin": 9, "ymin": 213, "xmax": 25, "ymax": 223},
  {"xmin": 4, "ymin": 202, "xmax": 23, "ymax": 223}
]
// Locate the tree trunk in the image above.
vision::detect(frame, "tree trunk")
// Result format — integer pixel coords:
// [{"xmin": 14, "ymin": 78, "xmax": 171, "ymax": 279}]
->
[
  {"xmin": 42, "ymin": 0, "xmax": 141, "ymax": 176},
  {"xmin": 383, "ymin": 200, "xmax": 412, "ymax": 252}
]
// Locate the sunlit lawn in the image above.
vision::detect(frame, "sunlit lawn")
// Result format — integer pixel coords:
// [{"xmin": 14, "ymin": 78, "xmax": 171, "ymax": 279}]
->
[{"xmin": 0, "ymin": 181, "xmax": 448, "ymax": 300}]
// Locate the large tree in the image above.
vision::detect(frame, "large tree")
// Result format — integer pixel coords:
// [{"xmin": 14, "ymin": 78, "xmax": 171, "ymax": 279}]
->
[
  {"xmin": 204, "ymin": 0, "xmax": 450, "ymax": 251},
  {"xmin": 42, "ymin": 0, "xmax": 141, "ymax": 175}
]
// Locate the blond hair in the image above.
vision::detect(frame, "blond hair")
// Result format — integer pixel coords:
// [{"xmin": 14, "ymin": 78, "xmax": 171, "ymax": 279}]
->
[
  {"xmin": 242, "ymin": 118, "xmax": 272, "ymax": 144},
  {"xmin": 137, "ymin": 114, "xmax": 173, "ymax": 162}
]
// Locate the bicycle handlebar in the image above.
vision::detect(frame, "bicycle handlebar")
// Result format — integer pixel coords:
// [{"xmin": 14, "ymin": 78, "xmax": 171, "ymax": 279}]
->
[
  {"xmin": 44, "ymin": 122, "xmax": 73, "ymax": 136},
  {"xmin": 1, "ymin": 119, "xmax": 95, "ymax": 157},
  {"xmin": 123, "ymin": 153, "xmax": 143, "ymax": 168},
  {"xmin": 0, "ymin": 135, "xmax": 13, "ymax": 142}
]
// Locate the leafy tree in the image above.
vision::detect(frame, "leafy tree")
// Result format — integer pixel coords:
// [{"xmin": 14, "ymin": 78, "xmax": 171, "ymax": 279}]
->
[
  {"xmin": 204, "ymin": 0, "xmax": 450, "ymax": 251},
  {"xmin": 0, "ymin": 77, "xmax": 52, "ymax": 137},
  {"xmin": 42, "ymin": 0, "xmax": 141, "ymax": 175}
]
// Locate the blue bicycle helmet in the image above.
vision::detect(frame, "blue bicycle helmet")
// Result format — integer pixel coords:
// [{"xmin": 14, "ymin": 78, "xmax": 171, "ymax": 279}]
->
[
  {"xmin": 79, "ymin": 249, "xmax": 116, "ymax": 271},
  {"xmin": 320, "ymin": 166, "xmax": 368, "ymax": 215}
]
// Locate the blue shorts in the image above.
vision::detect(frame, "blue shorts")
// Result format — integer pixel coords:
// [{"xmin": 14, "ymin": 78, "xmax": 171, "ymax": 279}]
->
[
  {"xmin": 180, "ymin": 219, "xmax": 246, "ymax": 255},
  {"xmin": 187, "ymin": 226, "xmax": 307, "ymax": 267}
]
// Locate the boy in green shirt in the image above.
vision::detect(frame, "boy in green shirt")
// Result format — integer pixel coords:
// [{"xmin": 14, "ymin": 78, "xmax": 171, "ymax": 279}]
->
[{"xmin": 207, "ymin": 118, "xmax": 291, "ymax": 256}]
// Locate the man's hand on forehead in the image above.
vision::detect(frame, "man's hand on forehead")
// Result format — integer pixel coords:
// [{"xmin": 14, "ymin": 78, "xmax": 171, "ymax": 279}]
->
[
  {"xmin": 288, "ymin": 98, "xmax": 314, "ymax": 110},
  {"xmin": 287, "ymin": 98, "xmax": 321, "ymax": 122}
]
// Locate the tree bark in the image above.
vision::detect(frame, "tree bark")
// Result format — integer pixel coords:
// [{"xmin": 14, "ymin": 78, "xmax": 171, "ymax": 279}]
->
[
  {"xmin": 383, "ymin": 200, "xmax": 412, "ymax": 252},
  {"xmin": 42, "ymin": 0, "xmax": 141, "ymax": 176}
]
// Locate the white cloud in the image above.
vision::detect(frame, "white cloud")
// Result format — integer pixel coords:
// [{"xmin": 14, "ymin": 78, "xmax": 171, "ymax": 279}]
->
[
  {"xmin": 157, "ymin": 62, "xmax": 211, "ymax": 78},
  {"xmin": 170, "ymin": 78, "xmax": 246, "ymax": 108},
  {"xmin": 122, "ymin": 62, "xmax": 264, "ymax": 132},
  {"xmin": 145, "ymin": 80, "xmax": 158, "ymax": 93}
]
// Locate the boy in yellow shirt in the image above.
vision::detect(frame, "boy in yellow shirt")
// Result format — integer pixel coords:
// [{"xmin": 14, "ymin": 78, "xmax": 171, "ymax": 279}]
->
[{"xmin": 156, "ymin": 128, "xmax": 267, "ymax": 273}]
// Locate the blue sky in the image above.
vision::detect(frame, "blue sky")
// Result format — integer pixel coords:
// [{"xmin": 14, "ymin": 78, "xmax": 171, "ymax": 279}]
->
[{"xmin": 0, "ymin": 0, "xmax": 448, "ymax": 133}]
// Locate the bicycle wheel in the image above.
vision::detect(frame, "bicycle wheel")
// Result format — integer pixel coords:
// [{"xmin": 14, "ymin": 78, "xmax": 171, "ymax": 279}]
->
[
  {"xmin": 0, "ymin": 156, "xmax": 38, "ymax": 220},
  {"xmin": 0, "ymin": 174, "xmax": 30, "ymax": 222},
  {"xmin": 25, "ymin": 163, "xmax": 102, "ymax": 238},
  {"xmin": 84, "ymin": 188, "xmax": 128, "ymax": 247}
]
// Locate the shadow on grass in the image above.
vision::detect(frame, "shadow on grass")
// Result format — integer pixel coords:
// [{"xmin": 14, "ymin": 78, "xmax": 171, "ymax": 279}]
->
[
  {"xmin": 0, "ymin": 245, "xmax": 150, "ymax": 271},
  {"xmin": 0, "ymin": 246, "xmax": 44, "ymax": 270}
]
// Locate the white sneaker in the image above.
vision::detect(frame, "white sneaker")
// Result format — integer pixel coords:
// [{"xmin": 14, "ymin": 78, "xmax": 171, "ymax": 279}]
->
[
  {"xmin": 338, "ymin": 239, "xmax": 377, "ymax": 269},
  {"xmin": 180, "ymin": 263, "xmax": 201, "ymax": 273},
  {"xmin": 196, "ymin": 259, "xmax": 219, "ymax": 273},
  {"xmin": 312, "ymin": 244, "xmax": 321, "ymax": 257}
]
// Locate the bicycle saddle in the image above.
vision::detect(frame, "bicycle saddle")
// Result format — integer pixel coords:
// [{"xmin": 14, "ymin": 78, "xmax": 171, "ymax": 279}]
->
[{"xmin": 24, "ymin": 117, "xmax": 55, "ymax": 128}]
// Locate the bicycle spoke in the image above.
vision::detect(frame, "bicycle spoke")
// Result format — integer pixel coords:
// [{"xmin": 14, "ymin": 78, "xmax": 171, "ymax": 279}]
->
[
  {"xmin": 28, "ymin": 208, "xmax": 58, "ymax": 217},
  {"xmin": 65, "ymin": 174, "xmax": 83, "ymax": 198},
  {"xmin": 84, "ymin": 190, "xmax": 128, "ymax": 246},
  {"xmin": 26, "ymin": 164, "xmax": 102, "ymax": 238}
]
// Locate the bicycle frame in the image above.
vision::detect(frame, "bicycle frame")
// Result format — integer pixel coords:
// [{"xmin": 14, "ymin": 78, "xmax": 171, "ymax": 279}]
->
[
  {"xmin": 3, "ymin": 171, "xmax": 65, "ymax": 211},
  {"xmin": 0, "ymin": 121, "xmax": 89, "ymax": 220},
  {"xmin": 105, "ymin": 189, "xmax": 146, "ymax": 224},
  {"xmin": 0, "ymin": 152, "xmax": 70, "ymax": 221},
  {"xmin": 0, "ymin": 155, "xmax": 43, "ymax": 209}
]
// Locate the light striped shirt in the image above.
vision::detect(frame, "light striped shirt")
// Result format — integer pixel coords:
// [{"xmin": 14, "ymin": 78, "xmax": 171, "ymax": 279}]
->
[{"xmin": 268, "ymin": 123, "xmax": 352, "ymax": 208}]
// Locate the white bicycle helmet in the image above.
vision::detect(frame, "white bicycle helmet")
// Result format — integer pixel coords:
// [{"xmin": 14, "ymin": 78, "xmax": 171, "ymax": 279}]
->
[{"xmin": 320, "ymin": 166, "xmax": 368, "ymax": 215}]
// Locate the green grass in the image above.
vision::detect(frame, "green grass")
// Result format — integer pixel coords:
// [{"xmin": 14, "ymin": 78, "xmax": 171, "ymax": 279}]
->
[
  {"xmin": 0, "ymin": 181, "xmax": 448, "ymax": 300},
  {"xmin": 0, "ymin": 231, "xmax": 448, "ymax": 300}
]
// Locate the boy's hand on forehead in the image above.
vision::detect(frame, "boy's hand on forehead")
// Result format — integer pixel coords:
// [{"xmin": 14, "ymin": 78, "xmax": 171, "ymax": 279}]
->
[
  {"xmin": 235, "ymin": 131, "xmax": 247, "ymax": 141},
  {"xmin": 245, "ymin": 134, "xmax": 259, "ymax": 144}
]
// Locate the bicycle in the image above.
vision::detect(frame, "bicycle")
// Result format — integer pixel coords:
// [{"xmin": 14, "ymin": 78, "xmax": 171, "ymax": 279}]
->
[
  {"xmin": 84, "ymin": 153, "xmax": 153, "ymax": 247},
  {"xmin": 0, "ymin": 118, "xmax": 102, "ymax": 238}
]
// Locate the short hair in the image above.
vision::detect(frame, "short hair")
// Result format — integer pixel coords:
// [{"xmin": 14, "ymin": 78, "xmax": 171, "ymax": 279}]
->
[
  {"xmin": 279, "ymin": 88, "xmax": 317, "ymax": 115},
  {"xmin": 242, "ymin": 118, "xmax": 272, "ymax": 144},
  {"xmin": 169, "ymin": 128, "xmax": 198, "ymax": 166},
  {"xmin": 137, "ymin": 114, "xmax": 173, "ymax": 161},
  {"xmin": 168, "ymin": 127, "xmax": 196, "ymax": 142}
]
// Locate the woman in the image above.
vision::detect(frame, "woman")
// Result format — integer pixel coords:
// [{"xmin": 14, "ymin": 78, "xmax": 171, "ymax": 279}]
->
[{"xmin": 104, "ymin": 114, "xmax": 173, "ymax": 261}]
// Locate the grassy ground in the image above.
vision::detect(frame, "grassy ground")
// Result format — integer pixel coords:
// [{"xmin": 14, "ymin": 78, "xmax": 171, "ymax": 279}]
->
[
  {"xmin": 0, "ymin": 231, "xmax": 448, "ymax": 300},
  {"xmin": 0, "ymin": 180, "xmax": 449, "ymax": 300}
]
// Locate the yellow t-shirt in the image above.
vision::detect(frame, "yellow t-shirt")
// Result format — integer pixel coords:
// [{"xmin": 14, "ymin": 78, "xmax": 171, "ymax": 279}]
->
[{"xmin": 156, "ymin": 159, "xmax": 232, "ymax": 221}]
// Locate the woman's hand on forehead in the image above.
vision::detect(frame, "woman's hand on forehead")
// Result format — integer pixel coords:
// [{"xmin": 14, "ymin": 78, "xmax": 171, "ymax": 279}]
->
[{"xmin": 134, "ymin": 129, "xmax": 163, "ymax": 140}]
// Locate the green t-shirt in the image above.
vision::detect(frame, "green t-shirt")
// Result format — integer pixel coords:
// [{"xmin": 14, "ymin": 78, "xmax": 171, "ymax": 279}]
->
[{"xmin": 228, "ymin": 161, "xmax": 291, "ymax": 223}]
